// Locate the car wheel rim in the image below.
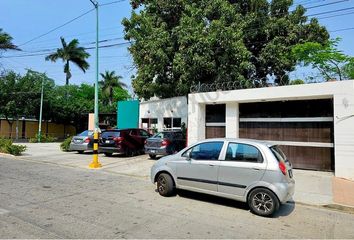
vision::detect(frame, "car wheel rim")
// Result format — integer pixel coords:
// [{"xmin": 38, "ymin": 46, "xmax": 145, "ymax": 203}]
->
[
  {"xmin": 252, "ymin": 192, "xmax": 273, "ymax": 213},
  {"xmin": 157, "ymin": 176, "xmax": 167, "ymax": 193}
]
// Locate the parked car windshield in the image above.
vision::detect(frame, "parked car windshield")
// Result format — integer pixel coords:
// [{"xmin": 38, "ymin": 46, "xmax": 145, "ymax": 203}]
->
[
  {"xmin": 101, "ymin": 131, "xmax": 120, "ymax": 138},
  {"xmin": 78, "ymin": 130, "xmax": 93, "ymax": 136}
]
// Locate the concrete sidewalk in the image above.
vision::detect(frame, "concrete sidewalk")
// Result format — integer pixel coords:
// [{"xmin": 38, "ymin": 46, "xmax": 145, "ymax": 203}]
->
[{"xmin": 3, "ymin": 142, "xmax": 354, "ymax": 209}]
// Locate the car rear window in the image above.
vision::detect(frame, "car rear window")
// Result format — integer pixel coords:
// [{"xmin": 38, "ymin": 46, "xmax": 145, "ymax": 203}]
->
[
  {"xmin": 152, "ymin": 132, "xmax": 173, "ymax": 139},
  {"xmin": 270, "ymin": 146, "xmax": 287, "ymax": 163},
  {"xmin": 78, "ymin": 130, "xmax": 93, "ymax": 136},
  {"xmin": 101, "ymin": 131, "xmax": 120, "ymax": 138}
]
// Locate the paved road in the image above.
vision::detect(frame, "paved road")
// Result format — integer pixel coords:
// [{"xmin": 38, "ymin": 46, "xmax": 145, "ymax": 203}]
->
[{"xmin": 1, "ymin": 156, "xmax": 354, "ymax": 238}]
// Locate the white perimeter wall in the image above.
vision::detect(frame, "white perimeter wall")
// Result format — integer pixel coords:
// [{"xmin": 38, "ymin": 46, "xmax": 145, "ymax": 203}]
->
[
  {"xmin": 188, "ymin": 80, "xmax": 354, "ymax": 181},
  {"xmin": 139, "ymin": 96, "xmax": 188, "ymax": 131}
]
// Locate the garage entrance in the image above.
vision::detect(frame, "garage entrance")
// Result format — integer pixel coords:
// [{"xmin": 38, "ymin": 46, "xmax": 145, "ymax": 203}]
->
[{"xmin": 239, "ymin": 99, "xmax": 334, "ymax": 171}]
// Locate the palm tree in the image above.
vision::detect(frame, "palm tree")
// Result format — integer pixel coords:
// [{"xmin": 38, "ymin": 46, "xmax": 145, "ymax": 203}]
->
[
  {"xmin": 45, "ymin": 37, "xmax": 90, "ymax": 85},
  {"xmin": 0, "ymin": 28, "xmax": 20, "ymax": 52},
  {"xmin": 99, "ymin": 70, "xmax": 127, "ymax": 105}
]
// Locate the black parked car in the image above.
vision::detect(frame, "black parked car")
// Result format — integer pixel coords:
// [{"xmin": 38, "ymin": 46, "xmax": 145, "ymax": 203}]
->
[
  {"xmin": 145, "ymin": 130, "xmax": 186, "ymax": 159},
  {"xmin": 99, "ymin": 128, "xmax": 151, "ymax": 157}
]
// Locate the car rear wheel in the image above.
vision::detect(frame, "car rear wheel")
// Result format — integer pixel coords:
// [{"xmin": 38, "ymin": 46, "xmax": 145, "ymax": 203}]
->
[
  {"xmin": 104, "ymin": 152, "xmax": 113, "ymax": 157},
  {"xmin": 149, "ymin": 154, "xmax": 157, "ymax": 159},
  {"xmin": 248, "ymin": 188, "xmax": 279, "ymax": 217},
  {"xmin": 77, "ymin": 150, "xmax": 84, "ymax": 154},
  {"xmin": 157, "ymin": 173, "xmax": 175, "ymax": 197}
]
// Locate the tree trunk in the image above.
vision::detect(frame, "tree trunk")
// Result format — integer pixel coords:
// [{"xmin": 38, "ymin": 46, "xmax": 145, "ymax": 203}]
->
[{"xmin": 5, "ymin": 117, "xmax": 14, "ymax": 139}]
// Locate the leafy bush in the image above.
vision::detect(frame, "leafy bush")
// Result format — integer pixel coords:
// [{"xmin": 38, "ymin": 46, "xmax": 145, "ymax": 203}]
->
[
  {"xmin": 29, "ymin": 134, "xmax": 58, "ymax": 143},
  {"xmin": 60, "ymin": 136, "xmax": 73, "ymax": 152},
  {"xmin": 5, "ymin": 144, "xmax": 27, "ymax": 156},
  {"xmin": 0, "ymin": 137, "xmax": 26, "ymax": 156}
]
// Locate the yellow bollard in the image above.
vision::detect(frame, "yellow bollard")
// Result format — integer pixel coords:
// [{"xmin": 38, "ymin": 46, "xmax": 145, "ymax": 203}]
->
[{"xmin": 89, "ymin": 131, "xmax": 102, "ymax": 168}]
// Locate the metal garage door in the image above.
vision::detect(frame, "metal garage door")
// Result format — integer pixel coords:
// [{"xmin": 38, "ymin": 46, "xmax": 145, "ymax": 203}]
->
[{"xmin": 239, "ymin": 99, "xmax": 334, "ymax": 171}]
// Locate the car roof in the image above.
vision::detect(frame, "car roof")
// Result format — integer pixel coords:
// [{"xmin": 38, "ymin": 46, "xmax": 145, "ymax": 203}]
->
[
  {"xmin": 103, "ymin": 128, "xmax": 145, "ymax": 132},
  {"xmin": 197, "ymin": 138, "xmax": 276, "ymax": 148}
]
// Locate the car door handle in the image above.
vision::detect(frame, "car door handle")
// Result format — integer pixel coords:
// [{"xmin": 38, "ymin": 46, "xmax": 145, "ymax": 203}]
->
[
  {"xmin": 209, "ymin": 164, "xmax": 215, "ymax": 167},
  {"xmin": 253, "ymin": 167, "xmax": 261, "ymax": 170}
]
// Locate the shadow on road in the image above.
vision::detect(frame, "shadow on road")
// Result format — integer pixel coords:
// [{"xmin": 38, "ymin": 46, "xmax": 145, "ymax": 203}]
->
[{"xmin": 174, "ymin": 189, "xmax": 295, "ymax": 217}]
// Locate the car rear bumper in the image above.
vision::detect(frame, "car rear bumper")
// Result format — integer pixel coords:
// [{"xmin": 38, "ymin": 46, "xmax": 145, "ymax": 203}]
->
[
  {"xmin": 99, "ymin": 146, "xmax": 125, "ymax": 154},
  {"xmin": 145, "ymin": 147, "xmax": 168, "ymax": 155},
  {"xmin": 69, "ymin": 143, "xmax": 91, "ymax": 151},
  {"xmin": 275, "ymin": 180, "xmax": 295, "ymax": 204}
]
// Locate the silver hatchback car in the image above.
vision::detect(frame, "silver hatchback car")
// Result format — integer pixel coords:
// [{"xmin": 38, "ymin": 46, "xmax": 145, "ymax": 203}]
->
[{"xmin": 151, "ymin": 138, "xmax": 295, "ymax": 217}]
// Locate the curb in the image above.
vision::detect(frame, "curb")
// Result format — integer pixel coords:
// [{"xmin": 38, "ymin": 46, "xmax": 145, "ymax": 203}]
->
[
  {"xmin": 0, "ymin": 152, "xmax": 16, "ymax": 158},
  {"xmin": 322, "ymin": 204, "xmax": 354, "ymax": 215}
]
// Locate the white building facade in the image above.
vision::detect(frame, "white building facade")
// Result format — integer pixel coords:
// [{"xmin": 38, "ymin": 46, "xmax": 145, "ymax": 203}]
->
[
  {"xmin": 188, "ymin": 81, "xmax": 354, "ymax": 181},
  {"xmin": 139, "ymin": 96, "xmax": 188, "ymax": 132}
]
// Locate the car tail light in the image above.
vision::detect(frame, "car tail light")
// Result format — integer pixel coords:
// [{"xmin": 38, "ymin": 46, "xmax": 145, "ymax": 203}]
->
[
  {"xmin": 161, "ymin": 139, "xmax": 170, "ymax": 146},
  {"xmin": 84, "ymin": 138, "xmax": 90, "ymax": 143},
  {"xmin": 113, "ymin": 137, "xmax": 124, "ymax": 142},
  {"xmin": 144, "ymin": 140, "xmax": 147, "ymax": 145},
  {"xmin": 279, "ymin": 161, "xmax": 287, "ymax": 175}
]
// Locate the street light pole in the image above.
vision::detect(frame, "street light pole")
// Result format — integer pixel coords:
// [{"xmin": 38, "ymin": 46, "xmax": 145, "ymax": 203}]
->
[
  {"xmin": 37, "ymin": 77, "xmax": 44, "ymax": 142},
  {"xmin": 89, "ymin": 0, "xmax": 101, "ymax": 168}
]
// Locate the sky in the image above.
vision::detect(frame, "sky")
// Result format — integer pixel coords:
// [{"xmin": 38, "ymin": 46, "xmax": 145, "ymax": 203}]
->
[{"xmin": 1, "ymin": 0, "xmax": 354, "ymax": 88}]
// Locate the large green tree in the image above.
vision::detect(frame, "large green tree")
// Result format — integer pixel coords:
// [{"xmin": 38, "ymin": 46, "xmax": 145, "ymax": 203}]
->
[
  {"xmin": 45, "ymin": 37, "xmax": 90, "ymax": 85},
  {"xmin": 292, "ymin": 38, "xmax": 354, "ymax": 81},
  {"xmin": 123, "ymin": 0, "xmax": 329, "ymax": 99},
  {"xmin": 0, "ymin": 70, "xmax": 54, "ymax": 138}
]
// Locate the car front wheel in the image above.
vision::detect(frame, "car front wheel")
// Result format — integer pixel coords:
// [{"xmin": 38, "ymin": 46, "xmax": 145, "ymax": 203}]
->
[
  {"xmin": 149, "ymin": 154, "xmax": 156, "ymax": 159},
  {"xmin": 104, "ymin": 152, "xmax": 113, "ymax": 157},
  {"xmin": 156, "ymin": 173, "xmax": 175, "ymax": 197},
  {"xmin": 248, "ymin": 188, "xmax": 279, "ymax": 217}
]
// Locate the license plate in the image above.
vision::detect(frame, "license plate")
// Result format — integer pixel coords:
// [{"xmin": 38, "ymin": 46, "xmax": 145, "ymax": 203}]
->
[
  {"xmin": 74, "ymin": 140, "xmax": 81, "ymax": 143},
  {"xmin": 150, "ymin": 150, "xmax": 156, "ymax": 153},
  {"xmin": 105, "ymin": 140, "xmax": 110, "ymax": 144}
]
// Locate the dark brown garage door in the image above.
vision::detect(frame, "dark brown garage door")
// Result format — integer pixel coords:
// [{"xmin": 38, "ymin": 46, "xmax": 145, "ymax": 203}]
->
[{"xmin": 239, "ymin": 99, "xmax": 334, "ymax": 171}]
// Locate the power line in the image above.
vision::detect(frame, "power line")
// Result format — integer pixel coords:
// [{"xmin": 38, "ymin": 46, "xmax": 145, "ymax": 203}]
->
[
  {"xmin": 19, "ymin": 8, "xmax": 95, "ymax": 47},
  {"xmin": 330, "ymin": 27, "xmax": 354, "ymax": 32},
  {"xmin": 99, "ymin": 0, "xmax": 127, "ymax": 7},
  {"xmin": 307, "ymin": 6, "xmax": 354, "ymax": 16},
  {"xmin": 2, "ymin": 41, "xmax": 133, "ymax": 58},
  {"xmin": 318, "ymin": 10, "xmax": 354, "ymax": 19},
  {"xmin": 306, "ymin": 0, "xmax": 349, "ymax": 10}
]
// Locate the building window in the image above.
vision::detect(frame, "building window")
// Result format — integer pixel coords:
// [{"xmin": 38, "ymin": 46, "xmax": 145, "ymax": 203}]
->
[
  {"xmin": 163, "ymin": 118, "xmax": 172, "ymax": 129},
  {"xmin": 163, "ymin": 117, "xmax": 182, "ymax": 130},
  {"xmin": 173, "ymin": 118, "xmax": 181, "ymax": 128},
  {"xmin": 141, "ymin": 118, "xmax": 158, "ymax": 132}
]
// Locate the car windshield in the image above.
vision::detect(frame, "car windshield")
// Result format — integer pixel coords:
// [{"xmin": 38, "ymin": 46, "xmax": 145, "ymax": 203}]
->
[
  {"xmin": 78, "ymin": 130, "xmax": 93, "ymax": 136},
  {"xmin": 102, "ymin": 131, "xmax": 120, "ymax": 138}
]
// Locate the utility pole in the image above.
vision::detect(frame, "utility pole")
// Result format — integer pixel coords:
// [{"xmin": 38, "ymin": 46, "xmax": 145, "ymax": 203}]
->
[
  {"xmin": 89, "ymin": 0, "xmax": 102, "ymax": 168},
  {"xmin": 37, "ymin": 77, "xmax": 44, "ymax": 142}
]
